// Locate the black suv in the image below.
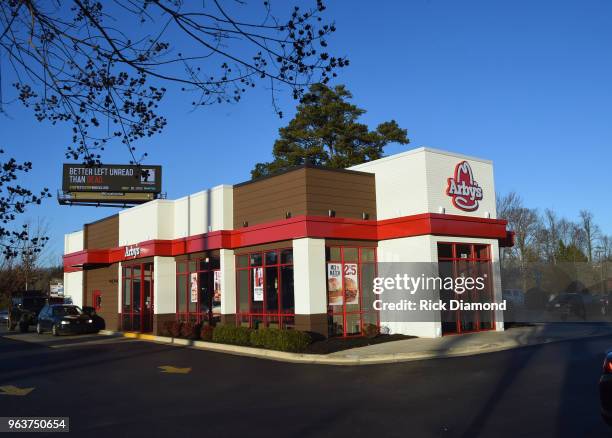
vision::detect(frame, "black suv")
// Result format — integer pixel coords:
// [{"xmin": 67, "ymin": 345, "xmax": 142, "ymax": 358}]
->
[{"xmin": 7, "ymin": 291, "xmax": 47, "ymax": 332}]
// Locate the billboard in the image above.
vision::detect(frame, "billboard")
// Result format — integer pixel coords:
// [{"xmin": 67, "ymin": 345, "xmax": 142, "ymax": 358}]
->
[{"xmin": 62, "ymin": 164, "xmax": 162, "ymax": 194}]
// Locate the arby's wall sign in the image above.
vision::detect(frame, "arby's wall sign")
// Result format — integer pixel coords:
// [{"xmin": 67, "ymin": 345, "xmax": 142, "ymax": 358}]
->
[{"xmin": 446, "ymin": 161, "xmax": 484, "ymax": 212}]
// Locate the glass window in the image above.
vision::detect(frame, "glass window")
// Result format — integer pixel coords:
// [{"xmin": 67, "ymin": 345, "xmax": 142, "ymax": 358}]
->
[
  {"xmin": 361, "ymin": 263, "xmax": 377, "ymax": 313},
  {"xmin": 326, "ymin": 246, "xmax": 379, "ymax": 337},
  {"xmin": 199, "ymin": 258, "xmax": 209, "ymax": 271},
  {"xmin": 280, "ymin": 249, "xmax": 293, "ymax": 264},
  {"xmin": 343, "ymin": 247, "xmax": 358, "ymax": 262},
  {"xmin": 456, "ymin": 244, "xmax": 472, "ymax": 259},
  {"xmin": 209, "ymin": 255, "xmax": 220, "ymax": 270},
  {"xmin": 235, "ymin": 248, "xmax": 294, "ymax": 329},
  {"xmin": 361, "ymin": 248, "xmax": 376, "ymax": 262},
  {"xmin": 475, "ymin": 245, "xmax": 489, "ymax": 260},
  {"xmin": 133, "ymin": 278, "xmax": 141, "ymax": 313},
  {"xmin": 236, "ymin": 255, "xmax": 248, "ymax": 268},
  {"xmin": 177, "ymin": 262, "xmax": 187, "ymax": 273},
  {"xmin": 265, "ymin": 266, "xmax": 279, "ymax": 311},
  {"xmin": 177, "ymin": 276, "xmax": 187, "ymax": 313},
  {"xmin": 189, "ymin": 261, "xmax": 197, "ymax": 272},
  {"xmin": 326, "ymin": 247, "xmax": 341, "ymax": 262},
  {"xmin": 265, "ymin": 250, "xmax": 278, "ymax": 266},
  {"xmin": 281, "ymin": 266, "xmax": 294, "ymax": 312},
  {"xmin": 237, "ymin": 270, "xmax": 249, "ymax": 313},
  {"xmin": 437, "ymin": 243, "xmax": 453, "ymax": 259},
  {"xmin": 199, "ymin": 272, "xmax": 211, "ymax": 313},
  {"xmin": 123, "ymin": 279, "xmax": 131, "ymax": 311},
  {"xmin": 249, "ymin": 253, "xmax": 262, "ymax": 267}
]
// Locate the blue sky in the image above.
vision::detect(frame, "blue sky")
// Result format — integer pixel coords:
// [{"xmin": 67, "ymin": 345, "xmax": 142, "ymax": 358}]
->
[{"xmin": 1, "ymin": 0, "xmax": 611, "ymax": 264}]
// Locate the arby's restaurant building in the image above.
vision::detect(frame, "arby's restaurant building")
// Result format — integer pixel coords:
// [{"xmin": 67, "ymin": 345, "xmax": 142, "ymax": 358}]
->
[{"xmin": 63, "ymin": 147, "xmax": 513, "ymax": 338}]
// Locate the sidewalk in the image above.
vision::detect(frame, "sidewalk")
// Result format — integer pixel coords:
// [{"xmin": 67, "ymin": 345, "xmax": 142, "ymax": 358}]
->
[
  {"xmin": 98, "ymin": 323, "xmax": 612, "ymax": 365},
  {"xmin": 324, "ymin": 323, "xmax": 612, "ymax": 363}
]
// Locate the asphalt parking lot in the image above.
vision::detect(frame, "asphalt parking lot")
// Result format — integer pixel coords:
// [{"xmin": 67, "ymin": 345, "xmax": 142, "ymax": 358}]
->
[{"xmin": 1, "ymin": 326, "xmax": 612, "ymax": 437}]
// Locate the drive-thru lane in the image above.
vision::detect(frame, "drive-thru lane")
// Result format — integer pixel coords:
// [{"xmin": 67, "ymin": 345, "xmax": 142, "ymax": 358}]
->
[{"xmin": 0, "ymin": 328, "xmax": 610, "ymax": 437}]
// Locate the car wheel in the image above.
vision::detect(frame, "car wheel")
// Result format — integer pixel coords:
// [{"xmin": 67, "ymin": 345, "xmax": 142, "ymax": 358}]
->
[
  {"xmin": 52, "ymin": 324, "xmax": 59, "ymax": 336},
  {"xmin": 36, "ymin": 323, "xmax": 43, "ymax": 335}
]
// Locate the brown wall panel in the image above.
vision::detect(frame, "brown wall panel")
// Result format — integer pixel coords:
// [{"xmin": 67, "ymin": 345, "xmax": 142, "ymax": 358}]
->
[
  {"xmin": 84, "ymin": 264, "xmax": 119, "ymax": 331},
  {"xmin": 85, "ymin": 215, "xmax": 119, "ymax": 250},
  {"xmin": 234, "ymin": 240, "xmax": 293, "ymax": 254},
  {"xmin": 233, "ymin": 168, "xmax": 309, "ymax": 229},
  {"xmin": 305, "ymin": 168, "xmax": 376, "ymax": 220},
  {"xmin": 233, "ymin": 166, "xmax": 376, "ymax": 228}
]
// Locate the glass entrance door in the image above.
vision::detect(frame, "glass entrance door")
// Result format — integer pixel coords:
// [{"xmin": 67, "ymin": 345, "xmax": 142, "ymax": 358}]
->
[
  {"xmin": 438, "ymin": 243, "xmax": 494, "ymax": 335},
  {"xmin": 122, "ymin": 263, "xmax": 154, "ymax": 332}
]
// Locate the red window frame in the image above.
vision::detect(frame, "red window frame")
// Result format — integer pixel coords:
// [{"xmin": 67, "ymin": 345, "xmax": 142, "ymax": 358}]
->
[
  {"xmin": 437, "ymin": 242, "xmax": 494, "ymax": 335},
  {"xmin": 121, "ymin": 262, "xmax": 154, "ymax": 332},
  {"xmin": 235, "ymin": 248, "xmax": 295, "ymax": 330},
  {"xmin": 326, "ymin": 246, "xmax": 379, "ymax": 338},
  {"xmin": 175, "ymin": 255, "xmax": 221, "ymax": 324}
]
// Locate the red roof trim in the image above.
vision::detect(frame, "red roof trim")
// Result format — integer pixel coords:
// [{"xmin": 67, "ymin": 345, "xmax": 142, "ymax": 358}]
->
[{"xmin": 63, "ymin": 213, "xmax": 511, "ymax": 271}]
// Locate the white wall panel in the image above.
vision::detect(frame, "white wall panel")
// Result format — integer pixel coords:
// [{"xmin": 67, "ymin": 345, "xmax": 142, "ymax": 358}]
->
[
  {"xmin": 293, "ymin": 238, "xmax": 327, "ymax": 315},
  {"xmin": 154, "ymin": 257, "xmax": 176, "ymax": 315},
  {"xmin": 64, "ymin": 230, "xmax": 84, "ymax": 254},
  {"xmin": 349, "ymin": 147, "xmax": 497, "ymax": 220},
  {"xmin": 220, "ymin": 249, "xmax": 236, "ymax": 315},
  {"xmin": 64, "ymin": 271, "xmax": 83, "ymax": 308}
]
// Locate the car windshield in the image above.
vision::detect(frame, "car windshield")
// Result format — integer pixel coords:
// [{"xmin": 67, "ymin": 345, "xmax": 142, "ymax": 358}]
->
[{"xmin": 52, "ymin": 306, "xmax": 81, "ymax": 316}]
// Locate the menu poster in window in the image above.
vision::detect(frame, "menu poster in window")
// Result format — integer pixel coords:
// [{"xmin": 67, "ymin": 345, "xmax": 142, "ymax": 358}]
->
[
  {"xmin": 190, "ymin": 273, "xmax": 198, "ymax": 303},
  {"xmin": 253, "ymin": 267, "xmax": 264, "ymax": 302},
  {"xmin": 213, "ymin": 271, "xmax": 222, "ymax": 312},
  {"xmin": 344, "ymin": 263, "xmax": 359, "ymax": 305},
  {"xmin": 327, "ymin": 263, "xmax": 343, "ymax": 306}
]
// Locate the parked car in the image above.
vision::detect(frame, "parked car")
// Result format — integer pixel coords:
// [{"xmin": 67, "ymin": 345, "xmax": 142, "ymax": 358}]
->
[
  {"xmin": 503, "ymin": 289, "xmax": 525, "ymax": 307},
  {"xmin": 7, "ymin": 291, "xmax": 47, "ymax": 332},
  {"xmin": 600, "ymin": 351, "xmax": 612, "ymax": 426},
  {"xmin": 36, "ymin": 304, "xmax": 96, "ymax": 336},
  {"xmin": 546, "ymin": 293, "xmax": 588, "ymax": 320},
  {"xmin": 80, "ymin": 306, "xmax": 105, "ymax": 331},
  {"xmin": 0, "ymin": 309, "xmax": 8, "ymax": 323}
]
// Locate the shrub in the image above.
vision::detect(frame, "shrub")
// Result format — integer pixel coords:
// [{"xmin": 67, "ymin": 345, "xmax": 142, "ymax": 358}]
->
[
  {"xmin": 180, "ymin": 322, "xmax": 201, "ymax": 339},
  {"xmin": 212, "ymin": 325, "xmax": 252, "ymax": 346},
  {"xmin": 169, "ymin": 321, "xmax": 183, "ymax": 338},
  {"xmin": 250, "ymin": 327, "xmax": 279, "ymax": 348},
  {"xmin": 363, "ymin": 323, "xmax": 379, "ymax": 339},
  {"xmin": 200, "ymin": 324, "xmax": 214, "ymax": 342},
  {"xmin": 277, "ymin": 330, "xmax": 311, "ymax": 353},
  {"xmin": 161, "ymin": 321, "xmax": 174, "ymax": 337},
  {"xmin": 250, "ymin": 327, "xmax": 312, "ymax": 353}
]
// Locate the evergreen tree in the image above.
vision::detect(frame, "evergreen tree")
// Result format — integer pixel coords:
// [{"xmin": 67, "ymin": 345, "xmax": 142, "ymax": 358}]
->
[{"xmin": 252, "ymin": 84, "xmax": 409, "ymax": 178}]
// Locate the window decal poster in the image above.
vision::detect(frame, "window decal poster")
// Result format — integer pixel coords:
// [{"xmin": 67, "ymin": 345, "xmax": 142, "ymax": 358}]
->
[
  {"xmin": 253, "ymin": 267, "xmax": 264, "ymax": 302},
  {"xmin": 190, "ymin": 273, "xmax": 198, "ymax": 303},
  {"xmin": 213, "ymin": 270, "xmax": 222, "ymax": 312},
  {"xmin": 327, "ymin": 263, "xmax": 343, "ymax": 306},
  {"xmin": 344, "ymin": 263, "xmax": 359, "ymax": 305}
]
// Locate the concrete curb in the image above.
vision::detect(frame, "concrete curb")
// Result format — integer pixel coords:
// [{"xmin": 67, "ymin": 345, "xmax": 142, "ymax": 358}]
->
[{"xmin": 97, "ymin": 328, "xmax": 612, "ymax": 366}]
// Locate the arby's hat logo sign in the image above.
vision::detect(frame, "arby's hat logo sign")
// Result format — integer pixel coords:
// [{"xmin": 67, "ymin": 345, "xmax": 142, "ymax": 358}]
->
[{"xmin": 446, "ymin": 161, "xmax": 483, "ymax": 212}]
